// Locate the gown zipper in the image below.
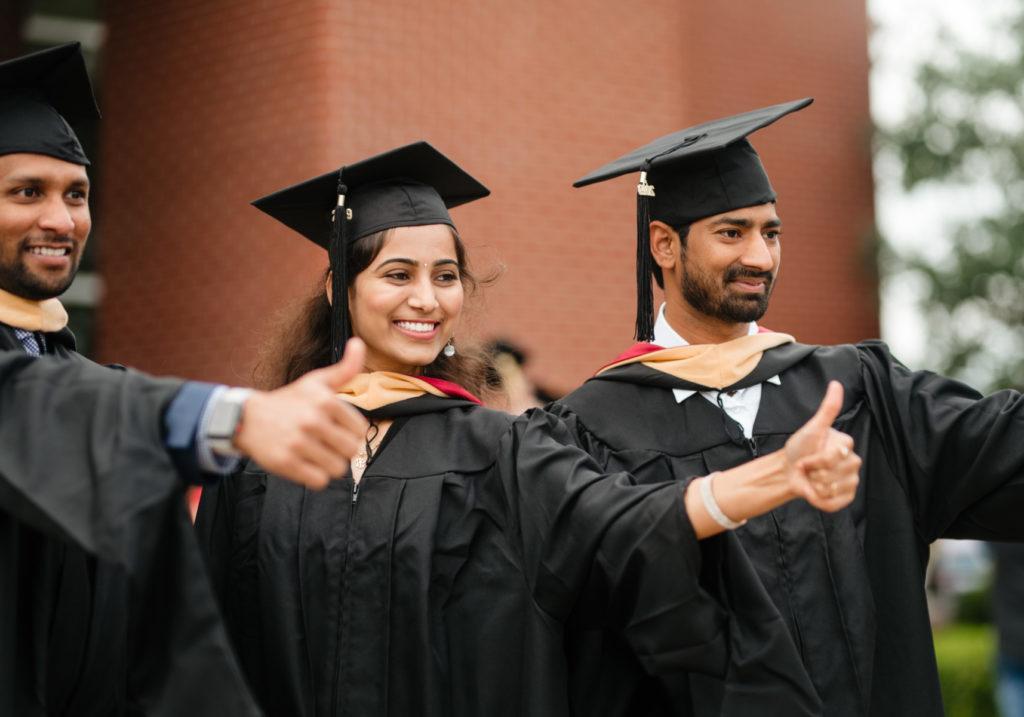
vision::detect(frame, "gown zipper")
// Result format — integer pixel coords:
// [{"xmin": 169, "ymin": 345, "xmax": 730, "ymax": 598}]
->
[
  {"xmin": 771, "ymin": 511, "xmax": 805, "ymax": 659},
  {"xmin": 330, "ymin": 418, "xmax": 392, "ymax": 715},
  {"xmin": 331, "ymin": 476, "xmax": 361, "ymax": 716}
]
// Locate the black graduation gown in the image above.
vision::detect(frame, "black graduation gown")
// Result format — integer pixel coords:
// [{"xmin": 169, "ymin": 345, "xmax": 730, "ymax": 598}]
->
[
  {"xmin": 0, "ymin": 324, "xmax": 259, "ymax": 716},
  {"xmin": 549, "ymin": 339, "xmax": 1024, "ymax": 716},
  {"xmin": 196, "ymin": 396, "xmax": 820, "ymax": 717}
]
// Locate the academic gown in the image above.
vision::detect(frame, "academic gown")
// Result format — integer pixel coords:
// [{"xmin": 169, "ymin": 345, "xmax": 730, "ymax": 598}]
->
[
  {"xmin": 0, "ymin": 324, "xmax": 259, "ymax": 716},
  {"xmin": 196, "ymin": 388, "xmax": 821, "ymax": 717},
  {"xmin": 549, "ymin": 339, "xmax": 1024, "ymax": 716}
]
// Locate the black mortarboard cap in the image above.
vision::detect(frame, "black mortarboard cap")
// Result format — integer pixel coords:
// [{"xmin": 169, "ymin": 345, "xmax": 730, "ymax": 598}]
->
[
  {"xmin": 573, "ymin": 98, "xmax": 812, "ymax": 341},
  {"xmin": 0, "ymin": 43, "xmax": 99, "ymax": 165},
  {"xmin": 252, "ymin": 141, "xmax": 489, "ymax": 362}
]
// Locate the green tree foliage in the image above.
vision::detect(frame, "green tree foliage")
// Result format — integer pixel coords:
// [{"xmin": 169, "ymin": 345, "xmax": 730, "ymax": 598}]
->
[{"xmin": 876, "ymin": 12, "xmax": 1024, "ymax": 392}]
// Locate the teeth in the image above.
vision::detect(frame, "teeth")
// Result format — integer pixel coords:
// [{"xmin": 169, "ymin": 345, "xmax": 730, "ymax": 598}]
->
[
  {"xmin": 395, "ymin": 321, "xmax": 436, "ymax": 333},
  {"xmin": 29, "ymin": 247, "xmax": 69, "ymax": 257}
]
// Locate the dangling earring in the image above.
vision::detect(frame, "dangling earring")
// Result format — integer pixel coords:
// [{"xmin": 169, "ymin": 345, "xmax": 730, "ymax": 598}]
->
[{"xmin": 443, "ymin": 338, "xmax": 456, "ymax": 358}]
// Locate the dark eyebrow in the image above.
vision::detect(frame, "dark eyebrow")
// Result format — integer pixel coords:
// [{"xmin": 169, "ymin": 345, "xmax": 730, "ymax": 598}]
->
[
  {"xmin": 377, "ymin": 257, "xmax": 459, "ymax": 268},
  {"xmin": 708, "ymin": 216, "xmax": 782, "ymax": 229},
  {"xmin": 708, "ymin": 216, "xmax": 754, "ymax": 228},
  {"xmin": 4, "ymin": 175, "xmax": 45, "ymax": 186},
  {"xmin": 3, "ymin": 175, "xmax": 91, "ymax": 189}
]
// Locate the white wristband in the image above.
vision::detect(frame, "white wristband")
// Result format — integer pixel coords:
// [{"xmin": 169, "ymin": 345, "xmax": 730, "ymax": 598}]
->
[{"xmin": 699, "ymin": 472, "xmax": 747, "ymax": 530}]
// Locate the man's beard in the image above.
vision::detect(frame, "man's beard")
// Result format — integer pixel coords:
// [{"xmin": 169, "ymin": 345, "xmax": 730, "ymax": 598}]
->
[
  {"xmin": 0, "ymin": 238, "xmax": 80, "ymax": 301},
  {"xmin": 680, "ymin": 257, "xmax": 774, "ymax": 323}
]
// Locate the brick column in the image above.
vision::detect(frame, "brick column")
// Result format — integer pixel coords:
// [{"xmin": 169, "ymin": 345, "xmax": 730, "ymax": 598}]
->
[{"xmin": 97, "ymin": 0, "xmax": 346, "ymax": 383}]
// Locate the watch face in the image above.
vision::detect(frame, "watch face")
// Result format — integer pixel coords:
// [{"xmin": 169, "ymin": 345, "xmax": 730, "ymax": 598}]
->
[{"xmin": 207, "ymin": 400, "xmax": 243, "ymax": 440}]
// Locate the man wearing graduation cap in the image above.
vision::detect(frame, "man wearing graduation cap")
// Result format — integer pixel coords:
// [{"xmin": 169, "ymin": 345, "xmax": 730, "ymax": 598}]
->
[
  {"xmin": 0, "ymin": 43, "xmax": 369, "ymax": 715},
  {"xmin": 550, "ymin": 99, "xmax": 1024, "ymax": 715}
]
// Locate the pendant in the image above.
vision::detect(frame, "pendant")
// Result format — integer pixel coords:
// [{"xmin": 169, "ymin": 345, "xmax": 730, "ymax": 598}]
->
[{"xmin": 353, "ymin": 453, "xmax": 368, "ymax": 470}]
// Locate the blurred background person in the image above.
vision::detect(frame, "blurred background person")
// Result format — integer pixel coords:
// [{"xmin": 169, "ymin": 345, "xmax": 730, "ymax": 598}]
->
[{"xmin": 484, "ymin": 339, "xmax": 560, "ymax": 413}]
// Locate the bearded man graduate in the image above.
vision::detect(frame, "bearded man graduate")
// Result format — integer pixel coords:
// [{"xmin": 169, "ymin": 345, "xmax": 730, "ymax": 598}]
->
[
  {"xmin": 0, "ymin": 44, "xmax": 368, "ymax": 715},
  {"xmin": 549, "ymin": 98, "xmax": 1024, "ymax": 716}
]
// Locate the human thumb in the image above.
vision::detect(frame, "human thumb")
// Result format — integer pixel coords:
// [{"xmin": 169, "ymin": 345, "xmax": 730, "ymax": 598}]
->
[{"xmin": 317, "ymin": 338, "xmax": 366, "ymax": 390}]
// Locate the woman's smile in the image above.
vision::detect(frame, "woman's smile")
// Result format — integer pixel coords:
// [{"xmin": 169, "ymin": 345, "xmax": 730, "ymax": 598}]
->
[{"xmin": 392, "ymin": 319, "xmax": 441, "ymax": 340}]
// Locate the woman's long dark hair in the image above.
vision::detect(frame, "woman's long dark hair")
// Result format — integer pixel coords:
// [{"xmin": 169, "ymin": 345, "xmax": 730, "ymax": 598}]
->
[{"xmin": 255, "ymin": 227, "xmax": 495, "ymax": 399}]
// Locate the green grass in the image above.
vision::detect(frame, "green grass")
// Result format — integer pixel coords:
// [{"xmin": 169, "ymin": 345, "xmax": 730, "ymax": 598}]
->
[{"xmin": 934, "ymin": 624, "xmax": 997, "ymax": 717}]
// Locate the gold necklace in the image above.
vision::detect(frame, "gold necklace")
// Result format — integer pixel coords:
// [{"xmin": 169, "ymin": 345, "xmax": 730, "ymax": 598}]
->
[{"xmin": 352, "ymin": 421, "xmax": 381, "ymax": 471}]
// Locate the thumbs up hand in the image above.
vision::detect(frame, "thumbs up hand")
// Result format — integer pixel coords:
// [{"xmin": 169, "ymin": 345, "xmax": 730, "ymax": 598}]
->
[
  {"xmin": 784, "ymin": 381, "xmax": 861, "ymax": 512},
  {"xmin": 233, "ymin": 338, "xmax": 370, "ymax": 488}
]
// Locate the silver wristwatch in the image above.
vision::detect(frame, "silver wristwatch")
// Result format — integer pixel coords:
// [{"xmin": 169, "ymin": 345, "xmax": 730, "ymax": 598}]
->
[{"xmin": 205, "ymin": 387, "xmax": 254, "ymax": 456}]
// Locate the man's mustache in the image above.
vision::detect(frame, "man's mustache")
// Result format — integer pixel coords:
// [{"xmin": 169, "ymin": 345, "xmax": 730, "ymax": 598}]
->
[
  {"xmin": 20, "ymin": 235, "xmax": 77, "ymax": 250},
  {"xmin": 723, "ymin": 266, "xmax": 773, "ymax": 286}
]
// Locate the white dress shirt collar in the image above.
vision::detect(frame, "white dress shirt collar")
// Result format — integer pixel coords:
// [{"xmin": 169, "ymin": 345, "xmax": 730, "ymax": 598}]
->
[{"xmin": 651, "ymin": 304, "xmax": 781, "ymax": 437}]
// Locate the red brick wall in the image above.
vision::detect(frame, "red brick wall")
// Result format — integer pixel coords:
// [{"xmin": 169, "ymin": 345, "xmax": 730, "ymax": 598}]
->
[{"xmin": 96, "ymin": 0, "xmax": 876, "ymax": 393}]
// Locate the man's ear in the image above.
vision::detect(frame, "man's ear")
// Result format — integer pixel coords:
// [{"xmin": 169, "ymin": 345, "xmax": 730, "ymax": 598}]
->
[
  {"xmin": 650, "ymin": 220, "xmax": 679, "ymax": 273},
  {"xmin": 325, "ymin": 271, "xmax": 333, "ymax": 305}
]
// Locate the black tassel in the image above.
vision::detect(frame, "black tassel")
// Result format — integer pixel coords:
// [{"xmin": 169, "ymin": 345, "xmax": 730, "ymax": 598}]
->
[
  {"xmin": 329, "ymin": 174, "xmax": 350, "ymax": 363},
  {"xmin": 634, "ymin": 170, "xmax": 656, "ymax": 342}
]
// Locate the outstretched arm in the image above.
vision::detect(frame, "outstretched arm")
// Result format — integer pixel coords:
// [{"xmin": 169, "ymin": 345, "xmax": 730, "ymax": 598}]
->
[
  {"xmin": 684, "ymin": 381, "xmax": 861, "ymax": 538},
  {"xmin": 0, "ymin": 350, "xmax": 261, "ymax": 715},
  {"xmin": 857, "ymin": 341, "xmax": 1024, "ymax": 541},
  {"xmin": 0, "ymin": 338, "xmax": 369, "ymax": 551},
  {"xmin": 502, "ymin": 410, "xmax": 822, "ymax": 715}
]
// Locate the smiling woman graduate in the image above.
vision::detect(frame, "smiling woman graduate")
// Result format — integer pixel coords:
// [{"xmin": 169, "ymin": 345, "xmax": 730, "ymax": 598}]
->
[{"xmin": 195, "ymin": 142, "xmax": 861, "ymax": 717}]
